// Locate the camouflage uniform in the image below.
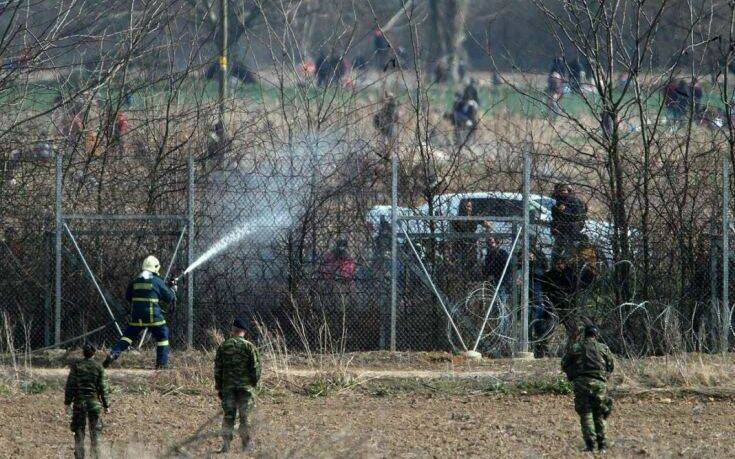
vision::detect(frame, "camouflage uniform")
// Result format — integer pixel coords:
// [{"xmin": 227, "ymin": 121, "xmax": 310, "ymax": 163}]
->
[
  {"xmin": 561, "ymin": 337, "xmax": 614, "ymax": 450},
  {"xmin": 64, "ymin": 358, "xmax": 110, "ymax": 459},
  {"xmin": 214, "ymin": 336, "xmax": 261, "ymax": 449}
]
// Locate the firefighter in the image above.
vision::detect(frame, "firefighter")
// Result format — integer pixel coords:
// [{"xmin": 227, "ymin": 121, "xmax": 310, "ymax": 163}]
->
[{"xmin": 104, "ymin": 255, "xmax": 177, "ymax": 369}]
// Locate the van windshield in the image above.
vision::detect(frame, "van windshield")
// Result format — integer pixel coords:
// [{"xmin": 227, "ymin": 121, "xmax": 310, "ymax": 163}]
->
[
  {"xmin": 458, "ymin": 198, "xmax": 522, "ymax": 217},
  {"xmin": 534, "ymin": 197, "xmax": 555, "ymax": 211}
]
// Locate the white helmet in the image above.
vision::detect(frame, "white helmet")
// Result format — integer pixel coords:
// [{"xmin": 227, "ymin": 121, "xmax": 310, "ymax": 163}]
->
[{"xmin": 142, "ymin": 255, "xmax": 161, "ymax": 275}]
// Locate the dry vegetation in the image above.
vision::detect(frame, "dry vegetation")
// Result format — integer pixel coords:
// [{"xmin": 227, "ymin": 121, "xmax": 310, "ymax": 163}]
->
[{"xmin": 2, "ymin": 346, "xmax": 735, "ymax": 458}]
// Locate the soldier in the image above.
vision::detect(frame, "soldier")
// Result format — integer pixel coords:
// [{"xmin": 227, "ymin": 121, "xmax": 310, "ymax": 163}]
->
[
  {"xmin": 215, "ymin": 317, "xmax": 261, "ymax": 453},
  {"xmin": 561, "ymin": 324, "xmax": 615, "ymax": 452},
  {"xmin": 104, "ymin": 255, "xmax": 177, "ymax": 369},
  {"xmin": 64, "ymin": 343, "xmax": 110, "ymax": 459}
]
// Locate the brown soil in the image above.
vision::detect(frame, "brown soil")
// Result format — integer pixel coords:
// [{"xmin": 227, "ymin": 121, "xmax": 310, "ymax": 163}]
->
[{"xmin": 2, "ymin": 359, "xmax": 735, "ymax": 458}]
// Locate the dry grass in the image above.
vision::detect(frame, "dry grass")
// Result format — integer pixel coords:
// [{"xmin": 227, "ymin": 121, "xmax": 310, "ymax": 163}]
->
[{"xmin": 617, "ymin": 353, "xmax": 735, "ymax": 391}]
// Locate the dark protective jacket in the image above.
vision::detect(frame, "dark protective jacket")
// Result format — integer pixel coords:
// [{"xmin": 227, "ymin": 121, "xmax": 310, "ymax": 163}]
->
[
  {"xmin": 125, "ymin": 271, "xmax": 175, "ymax": 326},
  {"xmin": 551, "ymin": 195, "xmax": 587, "ymax": 237},
  {"xmin": 532, "ymin": 248, "xmax": 548, "ymax": 279},
  {"xmin": 64, "ymin": 358, "xmax": 109, "ymax": 408},
  {"xmin": 483, "ymin": 247, "xmax": 511, "ymax": 287},
  {"xmin": 540, "ymin": 265, "xmax": 596, "ymax": 310},
  {"xmin": 561, "ymin": 337, "xmax": 615, "ymax": 382},
  {"xmin": 462, "ymin": 83, "xmax": 479, "ymax": 105},
  {"xmin": 214, "ymin": 336, "xmax": 261, "ymax": 395}
]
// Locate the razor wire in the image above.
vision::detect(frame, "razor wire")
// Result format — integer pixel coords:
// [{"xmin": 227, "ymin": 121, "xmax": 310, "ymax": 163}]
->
[{"xmin": 401, "ymin": 226, "xmax": 468, "ymax": 351}]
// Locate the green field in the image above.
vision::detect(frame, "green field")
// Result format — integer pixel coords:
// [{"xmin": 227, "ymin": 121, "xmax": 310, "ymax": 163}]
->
[{"xmin": 0, "ymin": 75, "xmax": 730, "ymax": 121}]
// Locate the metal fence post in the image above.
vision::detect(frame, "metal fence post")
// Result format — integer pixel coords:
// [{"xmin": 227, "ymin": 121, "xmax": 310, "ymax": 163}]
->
[
  {"xmin": 722, "ymin": 155, "xmax": 730, "ymax": 353},
  {"xmin": 520, "ymin": 143, "xmax": 530, "ymax": 355},
  {"xmin": 43, "ymin": 228, "xmax": 52, "ymax": 347},
  {"xmin": 710, "ymin": 224, "xmax": 719, "ymax": 351},
  {"xmin": 187, "ymin": 151, "xmax": 195, "ymax": 347},
  {"xmin": 54, "ymin": 150, "xmax": 62, "ymax": 345},
  {"xmin": 390, "ymin": 143, "xmax": 398, "ymax": 352}
]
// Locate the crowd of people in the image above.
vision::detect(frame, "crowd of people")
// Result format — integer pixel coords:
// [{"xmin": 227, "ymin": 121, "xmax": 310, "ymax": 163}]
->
[
  {"xmin": 49, "ymin": 91, "xmax": 131, "ymax": 157},
  {"xmin": 448, "ymin": 183, "xmax": 596, "ymax": 358}
]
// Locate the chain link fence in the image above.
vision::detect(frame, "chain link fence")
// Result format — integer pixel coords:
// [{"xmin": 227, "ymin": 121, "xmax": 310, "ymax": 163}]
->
[{"xmin": 2, "ymin": 53, "xmax": 735, "ymax": 356}]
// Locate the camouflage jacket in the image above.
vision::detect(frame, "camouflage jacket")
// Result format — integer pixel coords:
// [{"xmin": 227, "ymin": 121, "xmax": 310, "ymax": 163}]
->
[
  {"xmin": 214, "ymin": 337, "xmax": 261, "ymax": 394},
  {"xmin": 64, "ymin": 358, "xmax": 109, "ymax": 408},
  {"xmin": 561, "ymin": 338, "xmax": 614, "ymax": 382}
]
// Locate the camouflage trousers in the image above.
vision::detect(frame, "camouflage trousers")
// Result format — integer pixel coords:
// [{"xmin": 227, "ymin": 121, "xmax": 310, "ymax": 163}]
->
[
  {"xmin": 221, "ymin": 388, "xmax": 253, "ymax": 446},
  {"xmin": 70, "ymin": 399, "xmax": 102, "ymax": 459},
  {"xmin": 572, "ymin": 377, "xmax": 612, "ymax": 445}
]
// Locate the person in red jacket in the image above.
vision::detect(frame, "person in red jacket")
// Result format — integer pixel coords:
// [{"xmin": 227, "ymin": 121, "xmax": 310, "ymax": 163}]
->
[{"xmin": 321, "ymin": 239, "xmax": 356, "ymax": 282}]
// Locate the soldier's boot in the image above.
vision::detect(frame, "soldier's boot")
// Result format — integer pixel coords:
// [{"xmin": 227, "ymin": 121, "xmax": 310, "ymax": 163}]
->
[
  {"xmin": 102, "ymin": 353, "xmax": 117, "ymax": 369},
  {"xmin": 241, "ymin": 432, "xmax": 250, "ymax": 450},
  {"xmin": 217, "ymin": 440, "xmax": 230, "ymax": 454},
  {"xmin": 90, "ymin": 431, "xmax": 101, "ymax": 459},
  {"xmin": 74, "ymin": 430, "xmax": 86, "ymax": 459},
  {"xmin": 90, "ymin": 440, "xmax": 100, "ymax": 459},
  {"xmin": 583, "ymin": 438, "xmax": 595, "ymax": 452},
  {"xmin": 597, "ymin": 438, "xmax": 607, "ymax": 453}
]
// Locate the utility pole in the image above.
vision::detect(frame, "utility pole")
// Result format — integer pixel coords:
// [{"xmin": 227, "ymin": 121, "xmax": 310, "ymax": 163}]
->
[
  {"xmin": 722, "ymin": 153, "xmax": 730, "ymax": 353},
  {"xmin": 219, "ymin": 0, "xmax": 228, "ymax": 126}
]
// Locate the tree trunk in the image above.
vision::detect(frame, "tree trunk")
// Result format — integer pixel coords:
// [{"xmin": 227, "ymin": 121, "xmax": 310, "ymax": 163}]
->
[
  {"xmin": 428, "ymin": 0, "xmax": 468, "ymax": 81},
  {"xmin": 446, "ymin": 0, "xmax": 469, "ymax": 81}
]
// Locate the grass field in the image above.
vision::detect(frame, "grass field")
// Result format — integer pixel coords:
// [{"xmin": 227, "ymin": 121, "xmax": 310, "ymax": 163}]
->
[
  {"xmin": 2, "ymin": 350, "xmax": 735, "ymax": 458},
  {"xmin": 2, "ymin": 71, "xmax": 730, "ymax": 121}
]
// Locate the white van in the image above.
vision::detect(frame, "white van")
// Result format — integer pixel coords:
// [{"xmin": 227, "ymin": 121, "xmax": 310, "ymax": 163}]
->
[{"xmin": 367, "ymin": 192, "xmax": 616, "ymax": 259}]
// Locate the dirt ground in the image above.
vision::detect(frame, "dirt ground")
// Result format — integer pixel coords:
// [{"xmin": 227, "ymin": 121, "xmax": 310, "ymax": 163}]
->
[{"xmin": 2, "ymin": 353, "xmax": 735, "ymax": 458}]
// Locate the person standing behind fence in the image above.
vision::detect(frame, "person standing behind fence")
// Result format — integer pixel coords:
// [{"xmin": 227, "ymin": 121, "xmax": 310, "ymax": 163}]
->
[
  {"xmin": 451, "ymin": 201, "xmax": 491, "ymax": 276},
  {"xmin": 562, "ymin": 324, "xmax": 614, "ymax": 452},
  {"xmin": 373, "ymin": 28, "xmax": 390, "ymax": 68},
  {"xmin": 373, "ymin": 92, "xmax": 398, "ymax": 142},
  {"xmin": 551, "ymin": 184, "xmax": 587, "ymax": 255},
  {"xmin": 483, "ymin": 236, "xmax": 511, "ymax": 305},
  {"xmin": 547, "ymin": 69, "xmax": 565, "ymax": 117},
  {"xmin": 215, "ymin": 317, "xmax": 261, "ymax": 453},
  {"xmin": 540, "ymin": 254, "xmax": 597, "ymax": 350},
  {"xmin": 320, "ymin": 239, "xmax": 357, "ymax": 283},
  {"xmin": 104, "ymin": 255, "xmax": 176, "ymax": 369},
  {"xmin": 462, "ymin": 78, "xmax": 480, "ymax": 106},
  {"xmin": 446, "ymin": 91, "xmax": 479, "ymax": 144},
  {"xmin": 526, "ymin": 239, "xmax": 549, "ymax": 356},
  {"xmin": 65, "ymin": 343, "xmax": 110, "ymax": 459}
]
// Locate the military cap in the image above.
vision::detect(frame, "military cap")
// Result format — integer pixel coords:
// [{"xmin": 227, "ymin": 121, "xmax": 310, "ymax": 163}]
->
[{"xmin": 233, "ymin": 317, "xmax": 248, "ymax": 331}]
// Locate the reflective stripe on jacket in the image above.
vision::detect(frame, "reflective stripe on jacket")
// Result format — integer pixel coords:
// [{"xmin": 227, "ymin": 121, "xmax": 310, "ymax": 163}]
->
[{"xmin": 125, "ymin": 271, "xmax": 175, "ymax": 326}]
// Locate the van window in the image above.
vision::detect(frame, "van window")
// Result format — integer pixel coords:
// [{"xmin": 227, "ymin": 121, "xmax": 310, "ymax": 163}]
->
[
  {"xmin": 459, "ymin": 198, "xmax": 523, "ymax": 217},
  {"xmin": 535, "ymin": 197, "xmax": 555, "ymax": 211}
]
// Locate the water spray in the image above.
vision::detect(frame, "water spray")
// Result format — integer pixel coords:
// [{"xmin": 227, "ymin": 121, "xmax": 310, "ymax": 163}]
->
[{"xmin": 171, "ymin": 211, "xmax": 287, "ymax": 284}]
